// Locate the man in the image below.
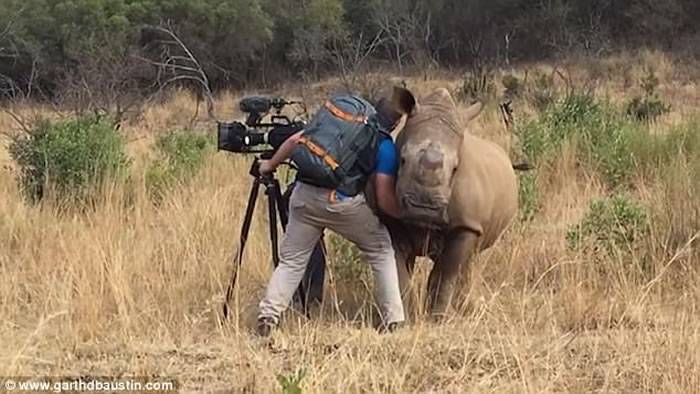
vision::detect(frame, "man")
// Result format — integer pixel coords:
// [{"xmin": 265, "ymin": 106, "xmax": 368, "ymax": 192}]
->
[{"xmin": 256, "ymin": 96, "xmax": 405, "ymax": 336}]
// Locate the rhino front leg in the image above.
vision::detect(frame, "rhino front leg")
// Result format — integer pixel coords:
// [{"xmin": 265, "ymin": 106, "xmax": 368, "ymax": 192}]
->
[
  {"xmin": 427, "ymin": 230, "xmax": 479, "ymax": 318},
  {"xmin": 395, "ymin": 243, "xmax": 417, "ymax": 317},
  {"xmin": 396, "ymin": 247, "xmax": 416, "ymax": 296}
]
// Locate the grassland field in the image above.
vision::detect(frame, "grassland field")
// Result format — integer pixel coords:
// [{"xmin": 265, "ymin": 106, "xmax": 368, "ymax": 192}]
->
[{"xmin": 1, "ymin": 50, "xmax": 698, "ymax": 393}]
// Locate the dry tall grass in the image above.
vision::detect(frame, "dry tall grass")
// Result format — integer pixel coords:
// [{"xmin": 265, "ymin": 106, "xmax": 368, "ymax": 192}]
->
[{"xmin": 1, "ymin": 53, "xmax": 698, "ymax": 393}]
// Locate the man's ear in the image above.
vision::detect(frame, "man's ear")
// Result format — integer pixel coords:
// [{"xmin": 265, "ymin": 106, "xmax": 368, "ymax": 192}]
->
[{"xmin": 391, "ymin": 86, "xmax": 417, "ymax": 116}]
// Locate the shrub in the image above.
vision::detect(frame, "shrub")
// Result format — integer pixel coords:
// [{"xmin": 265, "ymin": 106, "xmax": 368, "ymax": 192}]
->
[
  {"xmin": 455, "ymin": 67, "xmax": 496, "ymax": 103},
  {"xmin": 326, "ymin": 233, "xmax": 371, "ymax": 284},
  {"xmin": 526, "ymin": 70, "xmax": 558, "ymax": 112},
  {"xmin": 515, "ymin": 92, "xmax": 600, "ymax": 161},
  {"xmin": 625, "ymin": 96, "xmax": 671, "ymax": 123},
  {"xmin": 145, "ymin": 130, "xmax": 213, "ymax": 200},
  {"xmin": 647, "ymin": 120, "xmax": 700, "ymax": 257},
  {"xmin": 502, "ymin": 74, "xmax": 523, "ymax": 99},
  {"xmin": 344, "ymin": 73, "xmax": 388, "ymax": 104},
  {"xmin": 277, "ymin": 368, "xmax": 306, "ymax": 394},
  {"xmin": 624, "ymin": 68, "xmax": 671, "ymax": 122},
  {"xmin": 518, "ymin": 173, "xmax": 540, "ymax": 222},
  {"xmin": 8, "ymin": 115, "xmax": 130, "ymax": 204},
  {"xmin": 663, "ymin": 119, "xmax": 700, "ymax": 167},
  {"xmin": 566, "ymin": 194, "xmax": 649, "ymax": 255},
  {"xmin": 516, "ymin": 95, "xmax": 699, "ymax": 192},
  {"xmin": 515, "ymin": 92, "xmax": 640, "ymax": 189}
]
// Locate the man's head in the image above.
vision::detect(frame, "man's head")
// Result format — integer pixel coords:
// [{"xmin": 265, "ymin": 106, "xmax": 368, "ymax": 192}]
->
[{"xmin": 374, "ymin": 97, "xmax": 403, "ymax": 132}]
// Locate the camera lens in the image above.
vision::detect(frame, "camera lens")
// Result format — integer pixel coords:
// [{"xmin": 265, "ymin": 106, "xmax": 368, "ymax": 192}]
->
[
  {"xmin": 217, "ymin": 121, "xmax": 248, "ymax": 152},
  {"xmin": 246, "ymin": 133, "xmax": 268, "ymax": 146}
]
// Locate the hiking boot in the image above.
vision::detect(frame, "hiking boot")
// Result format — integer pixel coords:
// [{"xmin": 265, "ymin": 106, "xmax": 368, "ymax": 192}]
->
[{"xmin": 256, "ymin": 317, "xmax": 277, "ymax": 337}]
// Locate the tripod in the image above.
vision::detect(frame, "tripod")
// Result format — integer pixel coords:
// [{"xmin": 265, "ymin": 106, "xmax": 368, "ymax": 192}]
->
[{"xmin": 223, "ymin": 154, "xmax": 326, "ymax": 319}]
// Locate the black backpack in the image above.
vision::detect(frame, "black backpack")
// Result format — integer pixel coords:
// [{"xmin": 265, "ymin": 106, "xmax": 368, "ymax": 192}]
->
[{"xmin": 292, "ymin": 95, "xmax": 383, "ymax": 197}]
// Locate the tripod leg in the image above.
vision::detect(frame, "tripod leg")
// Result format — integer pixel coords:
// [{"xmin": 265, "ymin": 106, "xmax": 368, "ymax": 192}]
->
[
  {"xmin": 276, "ymin": 180, "xmax": 290, "ymax": 229},
  {"xmin": 267, "ymin": 188, "xmax": 280, "ymax": 268},
  {"xmin": 223, "ymin": 178, "xmax": 261, "ymax": 319}
]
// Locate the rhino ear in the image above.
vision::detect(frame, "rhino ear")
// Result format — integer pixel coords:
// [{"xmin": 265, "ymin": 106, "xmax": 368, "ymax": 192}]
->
[
  {"xmin": 464, "ymin": 101, "xmax": 483, "ymax": 122},
  {"xmin": 391, "ymin": 86, "xmax": 417, "ymax": 116}
]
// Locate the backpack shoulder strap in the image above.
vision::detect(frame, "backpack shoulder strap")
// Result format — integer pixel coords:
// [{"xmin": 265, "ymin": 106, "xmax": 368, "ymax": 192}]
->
[{"xmin": 324, "ymin": 100, "xmax": 368, "ymax": 124}]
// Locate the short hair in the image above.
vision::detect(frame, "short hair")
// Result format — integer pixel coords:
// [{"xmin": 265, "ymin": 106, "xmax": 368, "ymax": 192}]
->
[{"xmin": 375, "ymin": 97, "xmax": 402, "ymax": 130}]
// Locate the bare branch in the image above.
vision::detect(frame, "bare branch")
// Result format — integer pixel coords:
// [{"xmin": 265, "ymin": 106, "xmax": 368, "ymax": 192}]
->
[
  {"xmin": 160, "ymin": 74, "xmax": 211, "ymax": 89},
  {"xmin": 1, "ymin": 107, "xmax": 32, "ymax": 134},
  {"xmin": 133, "ymin": 55, "xmax": 207, "ymax": 77},
  {"xmin": 329, "ymin": 27, "xmax": 387, "ymax": 94},
  {"xmin": 140, "ymin": 24, "xmax": 218, "ymax": 121},
  {"xmin": 0, "ymin": 73, "xmax": 19, "ymax": 98},
  {"xmin": 25, "ymin": 56, "xmax": 39, "ymax": 100},
  {"xmin": 0, "ymin": 20, "xmax": 12, "ymax": 38}
]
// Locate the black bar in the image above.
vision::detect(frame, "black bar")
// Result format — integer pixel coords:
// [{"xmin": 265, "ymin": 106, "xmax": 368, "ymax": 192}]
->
[
  {"xmin": 272, "ymin": 179, "xmax": 289, "ymax": 229},
  {"xmin": 223, "ymin": 176, "xmax": 260, "ymax": 318},
  {"xmin": 267, "ymin": 183, "xmax": 280, "ymax": 268}
]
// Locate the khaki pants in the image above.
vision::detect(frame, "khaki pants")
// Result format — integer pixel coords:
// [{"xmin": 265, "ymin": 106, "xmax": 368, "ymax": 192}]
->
[{"xmin": 258, "ymin": 182, "xmax": 405, "ymax": 325}]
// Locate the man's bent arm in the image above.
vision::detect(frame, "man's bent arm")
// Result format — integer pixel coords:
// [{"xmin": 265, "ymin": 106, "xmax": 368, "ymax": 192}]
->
[
  {"xmin": 261, "ymin": 131, "xmax": 303, "ymax": 172},
  {"xmin": 374, "ymin": 173, "xmax": 401, "ymax": 219}
]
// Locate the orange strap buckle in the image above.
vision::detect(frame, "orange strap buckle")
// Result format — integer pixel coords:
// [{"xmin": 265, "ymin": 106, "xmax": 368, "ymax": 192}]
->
[{"xmin": 324, "ymin": 100, "xmax": 368, "ymax": 124}]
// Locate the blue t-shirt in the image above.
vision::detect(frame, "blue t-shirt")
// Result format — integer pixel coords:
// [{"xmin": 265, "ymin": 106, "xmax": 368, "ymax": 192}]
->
[
  {"xmin": 374, "ymin": 138, "xmax": 399, "ymax": 176},
  {"xmin": 333, "ymin": 137, "xmax": 398, "ymax": 201}
]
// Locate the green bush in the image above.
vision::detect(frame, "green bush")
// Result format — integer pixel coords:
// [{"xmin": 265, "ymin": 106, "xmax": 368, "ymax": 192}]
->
[
  {"xmin": 515, "ymin": 93, "xmax": 641, "ymax": 188},
  {"xmin": 526, "ymin": 70, "xmax": 558, "ymax": 112},
  {"xmin": 145, "ymin": 130, "xmax": 213, "ymax": 200},
  {"xmin": 665, "ymin": 119, "xmax": 700, "ymax": 159},
  {"xmin": 8, "ymin": 115, "xmax": 129, "ymax": 203},
  {"xmin": 567, "ymin": 194, "xmax": 649, "ymax": 253},
  {"xmin": 277, "ymin": 368, "xmax": 306, "ymax": 394},
  {"xmin": 515, "ymin": 93, "xmax": 596, "ymax": 162},
  {"xmin": 516, "ymin": 96, "xmax": 700, "ymax": 192},
  {"xmin": 625, "ymin": 96, "xmax": 671, "ymax": 123},
  {"xmin": 518, "ymin": 173, "xmax": 540, "ymax": 222},
  {"xmin": 502, "ymin": 74, "xmax": 523, "ymax": 99},
  {"xmin": 326, "ymin": 233, "xmax": 371, "ymax": 284},
  {"xmin": 624, "ymin": 68, "xmax": 671, "ymax": 123}
]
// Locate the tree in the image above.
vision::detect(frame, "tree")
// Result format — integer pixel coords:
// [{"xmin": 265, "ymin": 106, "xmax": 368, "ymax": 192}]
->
[
  {"xmin": 1, "ymin": 0, "xmax": 699, "ymax": 97},
  {"xmin": 285, "ymin": 0, "xmax": 347, "ymax": 78}
]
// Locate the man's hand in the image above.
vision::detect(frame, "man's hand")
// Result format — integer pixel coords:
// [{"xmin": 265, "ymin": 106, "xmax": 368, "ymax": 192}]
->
[
  {"xmin": 258, "ymin": 160, "xmax": 276, "ymax": 175},
  {"xmin": 257, "ymin": 131, "xmax": 304, "ymax": 176}
]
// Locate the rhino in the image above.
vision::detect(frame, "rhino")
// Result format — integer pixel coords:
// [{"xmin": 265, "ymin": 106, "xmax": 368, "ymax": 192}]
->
[{"xmin": 366, "ymin": 86, "xmax": 523, "ymax": 317}]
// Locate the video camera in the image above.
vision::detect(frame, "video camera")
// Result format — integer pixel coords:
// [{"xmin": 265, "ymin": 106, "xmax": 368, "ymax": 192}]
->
[{"xmin": 217, "ymin": 96, "xmax": 306, "ymax": 155}]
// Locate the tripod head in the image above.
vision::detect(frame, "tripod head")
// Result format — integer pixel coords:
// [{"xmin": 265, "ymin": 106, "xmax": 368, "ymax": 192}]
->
[
  {"xmin": 249, "ymin": 156, "xmax": 269, "ymax": 183},
  {"xmin": 249, "ymin": 152, "xmax": 296, "ymax": 185}
]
